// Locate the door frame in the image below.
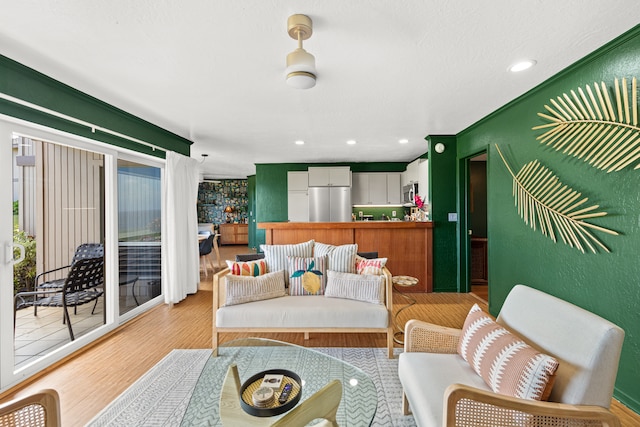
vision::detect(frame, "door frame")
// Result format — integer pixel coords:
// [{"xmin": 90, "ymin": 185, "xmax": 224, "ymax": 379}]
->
[{"xmin": 458, "ymin": 149, "xmax": 488, "ymax": 296}]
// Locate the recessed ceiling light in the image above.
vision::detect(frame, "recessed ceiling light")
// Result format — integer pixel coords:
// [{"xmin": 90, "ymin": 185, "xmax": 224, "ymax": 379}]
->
[
  {"xmin": 295, "ymin": 140, "xmax": 305, "ymax": 145},
  {"xmin": 399, "ymin": 139, "xmax": 409, "ymax": 144},
  {"xmin": 508, "ymin": 60, "xmax": 536, "ymax": 73},
  {"xmin": 346, "ymin": 140, "xmax": 356, "ymax": 145}
]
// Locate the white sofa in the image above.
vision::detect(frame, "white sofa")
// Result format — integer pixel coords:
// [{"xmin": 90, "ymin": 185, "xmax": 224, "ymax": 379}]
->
[
  {"xmin": 212, "ymin": 266, "xmax": 395, "ymax": 358},
  {"xmin": 399, "ymin": 284, "xmax": 625, "ymax": 427}
]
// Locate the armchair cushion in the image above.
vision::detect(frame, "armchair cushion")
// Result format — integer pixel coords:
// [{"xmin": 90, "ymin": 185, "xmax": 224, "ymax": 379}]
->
[{"xmin": 458, "ymin": 304, "xmax": 559, "ymax": 401}]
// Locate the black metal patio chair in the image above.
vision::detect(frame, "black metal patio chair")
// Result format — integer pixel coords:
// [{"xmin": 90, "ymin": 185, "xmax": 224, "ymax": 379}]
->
[
  {"xmin": 32, "ymin": 243, "xmax": 104, "ymax": 316},
  {"xmin": 14, "ymin": 256, "xmax": 105, "ymax": 341}
]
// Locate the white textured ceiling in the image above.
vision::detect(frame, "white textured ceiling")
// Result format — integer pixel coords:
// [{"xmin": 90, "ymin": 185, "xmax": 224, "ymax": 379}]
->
[{"xmin": 1, "ymin": 1, "xmax": 639, "ymax": 178}]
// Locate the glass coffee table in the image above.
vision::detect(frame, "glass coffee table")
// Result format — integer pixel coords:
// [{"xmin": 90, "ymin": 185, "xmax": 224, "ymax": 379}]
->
[{"xmin": 181, "ymin": 338, "xmax": 377, "ymax": 426}]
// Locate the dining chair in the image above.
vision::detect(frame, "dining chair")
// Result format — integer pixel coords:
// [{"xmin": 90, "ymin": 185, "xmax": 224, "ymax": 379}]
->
[{"xmin": 0, "ymin": 389, "xmax": 61, "ymax": 427}]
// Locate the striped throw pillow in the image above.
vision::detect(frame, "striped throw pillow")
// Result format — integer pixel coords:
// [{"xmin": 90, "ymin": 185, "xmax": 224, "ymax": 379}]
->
[
  {"xmin": 324, "ymin": 270, "xmax": 385, "ymax": 304},
  {"xmin": 356, "ymin": 257, "xmax": 387, "ymax": 275},
  {"xmin": 260, "ymin": 240, "xmax": 314, "ymax": 285},
  {"xmin": 288, "ymin": 256, "xmax": 327, "ymax": 296},
  {"xmin": 314, "ymin": 242, "xmax": 358, "ymax": 273},
  {"xmin": 457, "ymin": 304, "xmax": 559, "ymax": 401},
  {"xmin": 223, "ymin": 270, "xmax": 286, "ymax": 306},
  {"xmin": 226, "ymin": 259, "xmax": 267, "ymax": 276}
]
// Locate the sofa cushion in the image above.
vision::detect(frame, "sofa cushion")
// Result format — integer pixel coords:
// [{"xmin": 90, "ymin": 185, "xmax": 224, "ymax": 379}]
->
[
  {"xmin": 216, "ymin": 295, "xmax": 389, "ymax": 329},
  {"xmin": 355, "ymin": 256, "xmax": 387, "ymax": 275},
  {"xmin": 314, "ymin": 242, "xmax": 358, "ymax": 273},
  {"xmin": 260, "ymin": 240, "xmax": 314, "ymax": 285},
  {"xmin": 458, "ymin": 304, "xmax": 559, "ymax": 401},
  {"xmin": 324, "ymin": 270, "xmax": 385, "ymax": 304},
  {"xmin": 226, "ymin": 259, "xmax": 267, "ymax": 276},
  {"xmin": 288, "ymin": 256, "xmax": 327, "ymax": 296},
  {"xmin": 223, "ymin": 270, "xmax": 286, "ymax": 306}
]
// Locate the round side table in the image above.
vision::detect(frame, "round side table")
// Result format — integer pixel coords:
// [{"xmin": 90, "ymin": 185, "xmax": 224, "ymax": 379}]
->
[{"xmin": 392, "ymin": 275, "xmax": 418, "ymax": 345}]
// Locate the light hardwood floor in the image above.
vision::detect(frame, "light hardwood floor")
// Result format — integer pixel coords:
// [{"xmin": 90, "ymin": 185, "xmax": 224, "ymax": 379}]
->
[{"xmin": 2, "ymin": 246, "xmax": 638, "ymax": 426}]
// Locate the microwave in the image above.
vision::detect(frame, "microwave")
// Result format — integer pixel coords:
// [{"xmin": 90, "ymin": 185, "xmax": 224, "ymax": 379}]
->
[{"xmin": 402, "ymin": 182, "xmax": 418, "ymax": 204}]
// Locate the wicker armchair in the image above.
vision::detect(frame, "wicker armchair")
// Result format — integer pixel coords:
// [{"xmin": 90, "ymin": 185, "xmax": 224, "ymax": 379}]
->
[
  {"xmin": 0, "ymin": 389, "xmax": 61, "ymax": 427},
  {"xmin": 399, "ymin": 285, "xmax": 624, "ymax": 427}
]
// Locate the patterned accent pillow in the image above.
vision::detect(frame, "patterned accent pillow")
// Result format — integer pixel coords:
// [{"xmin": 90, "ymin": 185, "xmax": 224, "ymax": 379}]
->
[
  {"xmin": 223, "ymin": 270, "xmax": 286, "ymax": 306},
  {"xmin": 288, "ymin": 256, "xmax": 327, "ymax": 296},
  {"xmin": 324, "ymin": 270, "xmax": 385, "ymax": 304},
  {"xmin": 314, "ymin": 242, "xmax": 358, "ymax": 273},
  {"xmin": 356, "ymin": 256, "xmax": 388, "ymax": 275},
  {"xmin": 260, "ymin": 240, "xmax": 314, "ymax": 285},
  {"xmin": 457, "ymin": 304, "xmax": 559, "ymax": 401},
  {"xmin": 226, "ymin": 259, "xmax": 267, "ymax": 276}
]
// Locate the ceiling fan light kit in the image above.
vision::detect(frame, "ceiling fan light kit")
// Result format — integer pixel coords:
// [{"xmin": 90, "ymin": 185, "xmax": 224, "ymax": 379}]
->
[{"xmin": 286, "ymin": 14, "xmax": 316, "ymax": 89}]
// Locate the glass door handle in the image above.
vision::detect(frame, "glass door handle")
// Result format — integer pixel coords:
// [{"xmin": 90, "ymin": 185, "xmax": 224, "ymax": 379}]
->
[{"xmin": 6, "ymin": 243, "xmax": 25, "ymax": 264}]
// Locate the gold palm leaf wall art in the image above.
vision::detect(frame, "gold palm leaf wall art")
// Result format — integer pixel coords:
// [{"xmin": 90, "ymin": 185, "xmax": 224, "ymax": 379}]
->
[
  {"xmin": 533, "ymin": 77, "xmax": 640, "ymax": 172},
  {"xmin": 495, "ymin": 145, "xmax": 618, "ymax": 253}
]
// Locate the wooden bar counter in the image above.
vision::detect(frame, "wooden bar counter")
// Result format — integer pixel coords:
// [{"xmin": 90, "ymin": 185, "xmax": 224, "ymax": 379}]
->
[{"xmin": 258, "ymin": 221, "xmax": 433, "ymax": 292}]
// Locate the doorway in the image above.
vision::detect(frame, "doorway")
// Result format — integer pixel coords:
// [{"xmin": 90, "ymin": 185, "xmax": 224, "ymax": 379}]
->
[{"xmin": 467, "ymin": 153, "xmax": 488, "ymax": 301}]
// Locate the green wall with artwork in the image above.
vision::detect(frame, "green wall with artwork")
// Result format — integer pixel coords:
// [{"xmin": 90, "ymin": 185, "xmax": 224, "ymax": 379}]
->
[
  {"xmin": 456, "ymin": 25, "xmax": 640, "ymax": 412},
  {"xmin": 0, "ymin": 55, "xmax": 191, "ymax": 156}
]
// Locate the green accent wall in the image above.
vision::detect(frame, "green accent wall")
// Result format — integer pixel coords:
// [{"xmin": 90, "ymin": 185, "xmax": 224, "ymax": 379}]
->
[
  {"xmin": 456, "ymin": 25, "xmax": 640, "ymax": 412},
  {"xmin": 427, "ymin": 136, "xmax": 459, "ymax": 292},
  {"xmin": 0, "ymin": 55, "xmax": 191, "ymax": 156}
]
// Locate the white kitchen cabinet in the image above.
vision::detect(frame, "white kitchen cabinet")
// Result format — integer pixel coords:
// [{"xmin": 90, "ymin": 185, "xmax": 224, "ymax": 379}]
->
[
  {"xmin": 386, "ymin": 173, "xmax": 402, "ymax": 204},
  {"xmin": 369, "ymin": 173, "xmax": 388, "ymax": 204},
  {"xmin": 402, "ymin": 159, "xmax": 420, "ymax": 187},
  {"xmin": 287, "ymin": 172, "xmax": 310, "ymax": 221},
  {"xmin": 288, "ymin": 190, "xmax": 309, "ymax": 222},
  {"xmin": 288, "ymin": 171, "xmax": 308, "ymax": 191},
  {"xmin": 352, "ymin": 172, "xmax": 402, "ymax": 205},
  {"xmin": 352, "ymin": 173, "xmax": 369, "ymax": 205},
  {"xmin": 308, "ymin": 166, "xmax": 351, "ymax": 186}
]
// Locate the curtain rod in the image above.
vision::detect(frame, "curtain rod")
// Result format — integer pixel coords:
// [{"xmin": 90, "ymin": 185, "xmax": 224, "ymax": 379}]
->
[{"xmin": 0, "ymin": 92, "xmax": 167, "ymax": 152}]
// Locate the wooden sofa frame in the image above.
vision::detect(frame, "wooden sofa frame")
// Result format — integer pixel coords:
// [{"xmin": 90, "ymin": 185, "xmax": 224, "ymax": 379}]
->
[{"xmin": 212, "ymin": 267, "xmax": 395, "ymax": 358}]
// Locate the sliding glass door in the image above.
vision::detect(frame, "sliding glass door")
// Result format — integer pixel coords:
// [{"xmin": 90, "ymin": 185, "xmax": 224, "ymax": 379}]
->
[
  {"xmin": 0, "ymin": 116, "xmax": 164, "ymax": 391},
  {"xmin": 117, "ymin": 159, "xmax": 162, "ymax": 316}
]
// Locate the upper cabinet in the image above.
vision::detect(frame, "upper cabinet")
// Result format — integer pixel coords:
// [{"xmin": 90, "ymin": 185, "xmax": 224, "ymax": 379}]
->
[
  {"xmin": 402, "ymin": 158, "xmax": 421, "ymax": 187},
  {"xmin": 352, "ymin": 172, "xmax": 401, "ymax": 205},
  {"xmin": 308, "ymin": 166, "xmax": 351, "ymax": 187},
  {"xmin": 288, "ymin": 171, "xmax": 309, "ymax": 191}
]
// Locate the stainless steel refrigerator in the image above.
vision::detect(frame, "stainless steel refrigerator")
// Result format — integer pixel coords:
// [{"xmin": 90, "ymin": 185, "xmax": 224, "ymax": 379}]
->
[{"xmin": 308, "ymin": 186, "xmax": 352, "ymax": 222}]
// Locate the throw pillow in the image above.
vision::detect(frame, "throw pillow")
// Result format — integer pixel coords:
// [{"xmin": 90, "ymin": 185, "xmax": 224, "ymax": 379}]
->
[
  {"xmin": 324, "ymin": 270, "xmax": 385, "ymax": 304},
  {"xmin": 226, "ymin": 259, "xmax": 267, "ymax": 276},
  {"xmin": 356, "ymin": 256, "xmax": 388, "ymax": 275},
  {"xmin": 223, "ymin": 270, "xmax": 286, "ymax": 306},
  {"xmin": 314, "ymin": 242, "xmax": 358, "ymax": 273},
  {"xmin": 260, "ymin": 240, "xmax": 314, "ymax": 285},
  {"xmin": 457, "ymin": 304, "xmax": 559, "ymax": 401},
  {"xmin": 288, "ymin": 256, "xmax": 327, "ymax": 296}
]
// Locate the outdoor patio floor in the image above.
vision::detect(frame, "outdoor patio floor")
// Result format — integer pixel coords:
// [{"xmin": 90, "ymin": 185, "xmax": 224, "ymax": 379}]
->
[{"xmin": 13, "ymin": 292, "xmax": 146, "ymax": 370}]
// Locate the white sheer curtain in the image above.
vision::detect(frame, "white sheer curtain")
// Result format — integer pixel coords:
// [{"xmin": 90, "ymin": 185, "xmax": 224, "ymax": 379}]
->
[{"xmin": 163, "ymin": 151, "xmax": 200, "ymax": 304}]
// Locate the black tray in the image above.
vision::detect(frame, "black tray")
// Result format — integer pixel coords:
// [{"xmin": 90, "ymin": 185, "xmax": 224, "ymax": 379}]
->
[{"xmin": 239, "ymin": 369, "xmax": 302, "ymax": 417}]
